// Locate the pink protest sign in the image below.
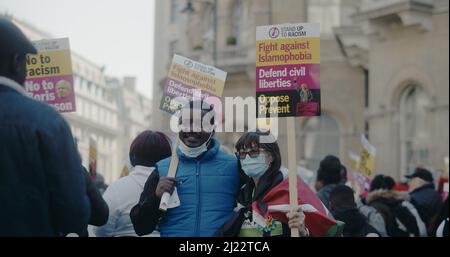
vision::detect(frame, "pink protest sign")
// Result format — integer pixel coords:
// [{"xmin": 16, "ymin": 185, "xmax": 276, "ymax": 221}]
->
[
  {"xmin": 256, "ymin": 23, "xmax": 320, "ymax": 117},
  {"xmin": 160, "ymin": 54, "xmax": 227, "ymax": 114},
  {"xmin": 25, "ymin": 38, "xmax": 76, "ymax": 113}
]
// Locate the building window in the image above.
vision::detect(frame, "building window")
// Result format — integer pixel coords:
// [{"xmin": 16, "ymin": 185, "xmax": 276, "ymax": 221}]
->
[
  {"xmin": 77, "ymin": 98, "xmax": 83, "ymax": 116},
  {"xmin": 364, "ymin": 69, "xmax": 370, "ymax": 138},
  {"xmin": 307, "ymin": 0, "xmax": 341, "ymax": 35},
  {"xmin": 84, "ymin": 102, "xmax": 89, "ymax": 118},
  {"xmin": 90, "ymin": 84, "xmax": 96, "ymax": 95},
  {"xmin": 106, "ymin": 111, "xmax": 110, "ymax": 126},
  {"xmin": 79, "ymin": 78, "xmax": 84, "ymax": 91},
  {"xmin": 74, "ymin": 75, "xmax": 79, "ymax": 90},
  {"xmin": 99, "ymin": 109, "xmax": 104, "ymax": 124},
  {"xmin": 302, "ymin": 114, "xmax": 340, "ymax": 171},
  {"xmin": 364, "ymin": 69, "xmax": 369, "ymax": 108},
  {"xmin": 170, "ymin": 0, "xmax": 180, "ymax": 23},
  {"xmin": 91, "ymin": 104, "xmax": 96, "ymax": 120},
  {"xmin": 399, "ymin": 85, "xmax": 430, "ymax": 176},
  {"xmin": 229, "ymin": 0, "xmax": 242, "ymax": 45},
  {"xmin": 112, "ymin": 115, "xmax": 116, "ymax": 128},
  {"xmin": 82, "ymin": 78, "xmax": 87, "ymax": 91},
  {"xmin": 94, "ymin": 105, "xmax": 99, "ymax": 121}
]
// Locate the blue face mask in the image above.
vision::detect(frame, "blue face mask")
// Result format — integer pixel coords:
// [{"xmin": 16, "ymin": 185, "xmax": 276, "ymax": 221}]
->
[
  {"xmin": 240, "ymin": 154, "xmax": 270, "ymax": 178},
  {"xmin": 178, "ymin": 132, "xmax": 213, "ymax": 158}
]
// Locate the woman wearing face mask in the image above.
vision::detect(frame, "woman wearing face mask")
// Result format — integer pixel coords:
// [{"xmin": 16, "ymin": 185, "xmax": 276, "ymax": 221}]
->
[
  {"xmin": 216, "ymin": 130, "xmax": 342, "ymax": 237},
  {"xmin": 215, "ymin": 130, "xmax": 309, "ymax": 237}
]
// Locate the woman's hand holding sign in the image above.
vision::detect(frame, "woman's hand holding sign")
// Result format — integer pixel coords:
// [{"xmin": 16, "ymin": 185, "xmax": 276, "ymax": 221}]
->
[{"xmin": 286, "ymin": 206, "xmax": 308, "ymax": 237}]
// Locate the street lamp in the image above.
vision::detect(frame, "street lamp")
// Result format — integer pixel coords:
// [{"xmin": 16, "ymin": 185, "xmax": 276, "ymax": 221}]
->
[{"xmin": 181, "ymin": 0, "xmax": 218, "ymax": 66}]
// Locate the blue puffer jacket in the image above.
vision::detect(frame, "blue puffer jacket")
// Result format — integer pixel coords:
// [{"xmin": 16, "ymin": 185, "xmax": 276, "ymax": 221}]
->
[{"xmin": 157, "ymin": 138, "xmax": 239, "ymax": 237}]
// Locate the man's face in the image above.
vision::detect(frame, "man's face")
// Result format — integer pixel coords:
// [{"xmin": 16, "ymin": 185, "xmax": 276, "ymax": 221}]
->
[
  {"xmin": 315, "ymin": 180, "xmax": 324, "ymax": 191},
  {"xmin": 178, "ymin": 109, "xmax": 214, "ymax": 148},
  {"xmin": 407, "ymin": 177, "xmax": 425, "ymax": 192}
]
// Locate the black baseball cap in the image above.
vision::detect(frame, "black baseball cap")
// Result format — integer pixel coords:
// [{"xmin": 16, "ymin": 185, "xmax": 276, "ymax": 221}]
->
[
  {"xmin": 0, "ymin": 18, "xmax": 37, "ymax": 57},
  {"xmin": 405, "ymin": 168, "xmax": 434, "ymax": 183}
]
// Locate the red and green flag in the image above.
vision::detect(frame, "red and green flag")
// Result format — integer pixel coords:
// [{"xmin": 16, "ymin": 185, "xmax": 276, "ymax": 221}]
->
[{"xmin": 252, "ymin": 176, "xmax": 343, "ymax": 237}]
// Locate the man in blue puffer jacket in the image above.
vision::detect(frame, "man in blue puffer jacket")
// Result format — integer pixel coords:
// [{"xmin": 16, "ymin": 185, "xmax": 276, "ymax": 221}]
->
[{"xmin": 130, "ymin": 100, "xmax": 240, "ymax": 236}]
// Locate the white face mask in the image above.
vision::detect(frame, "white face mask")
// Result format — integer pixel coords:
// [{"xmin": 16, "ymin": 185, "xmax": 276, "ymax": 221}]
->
[
  {"xmin": 240, "ymin": 154, "xmax": 270, "ymax": 178},
  {"xmin": 178, "ymin": 132, "xmax": 213, "ymax": 158}
]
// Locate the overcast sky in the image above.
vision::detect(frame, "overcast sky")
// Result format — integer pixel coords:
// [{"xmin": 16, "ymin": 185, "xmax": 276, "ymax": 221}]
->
[{"xmin": 0, "ymin": 0, "xmax": 155, "ymax": 98}]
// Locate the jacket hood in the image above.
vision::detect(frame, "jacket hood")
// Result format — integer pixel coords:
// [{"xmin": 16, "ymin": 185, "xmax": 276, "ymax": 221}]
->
[
  {"xmin": 366, "ymin": 189, "xmax": 409, "ymax": 204},
  {"xmin": 409, "ymin": 183, "xmax": 436, "ymax": 194},
  {"xmin": 0, "ymin": 76, "xmax": 29, "ymax": 96},
  {"xmin": 129, "ymin": 165, "xmax": 155, "ymax": 188}
]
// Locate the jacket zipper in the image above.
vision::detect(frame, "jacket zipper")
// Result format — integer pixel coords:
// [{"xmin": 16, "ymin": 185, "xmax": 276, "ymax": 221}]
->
[{"xmin": 195, "ymin": 161, "xmax": 200, "ymax": 237}]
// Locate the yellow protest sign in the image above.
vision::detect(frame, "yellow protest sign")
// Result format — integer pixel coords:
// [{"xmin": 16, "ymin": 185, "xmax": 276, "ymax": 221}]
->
[
  {"xmin": 25, "ymin": 38, "xmax": 76, "ymax": 113},
  {"xmin": 359, "ymin": 134, "xmax": 376, "ymax": 178},
  {"xmin": 89, "ymin": 138, "xmax": 98, "ymax": 178},
  {"xmin": 160, "ymin": 54, "xmax": 227, "ymax": 114},
  {"xmin": 348, "ymin": 151, "xmax": 360, "ymax": 172}
]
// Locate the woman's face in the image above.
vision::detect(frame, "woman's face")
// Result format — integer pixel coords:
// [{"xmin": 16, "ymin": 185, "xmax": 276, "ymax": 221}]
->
[
  {"xmin": 237, "ymin": 142, "xmax": 273, "ymax": 165},
  {"xmin": 301, "ymin": 83, "xmax": 308, "ymax": 91}
]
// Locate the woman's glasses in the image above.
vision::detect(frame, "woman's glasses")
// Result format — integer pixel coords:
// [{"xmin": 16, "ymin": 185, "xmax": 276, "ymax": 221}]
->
[{"xmin": 235, "ymin": 148, "xmax": 266, "ymax": 160}]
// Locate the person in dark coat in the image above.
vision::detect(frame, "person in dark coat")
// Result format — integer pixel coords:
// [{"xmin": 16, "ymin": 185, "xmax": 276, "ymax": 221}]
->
[
  {"xmin": 364, "ymin": 175, "xmax": 427, "ymax": 237},
  {"xmin": 329, "ymin": 185, "xmax": 380, "ymax": 237},
  {"xmin": 406, "ymin": 167, "xmax": 443, "ymax": 232},
  {"xmin": 0, "ymin": 18, "xmax": 90, "ymax": 236},
  {"xmin": 315, "ymin": 155, "xmax": 344, "ymax": 208},
  {"xmin": 81, "ymin": 166, "xmax": 109, "ymax": 236},
  {"xmin": 432, "ymin": 196, "xmax": 448, "ymax": 237}
]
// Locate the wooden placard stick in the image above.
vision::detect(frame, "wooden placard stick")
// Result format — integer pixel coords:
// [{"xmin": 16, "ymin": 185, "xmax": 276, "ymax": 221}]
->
[
  {"xmin": 287, "ymin": 117, "xmax": 299, "ymax": 237},
  {"xmin": 159, "ymin": 139, "xmax": 180, "ymax": 211}
]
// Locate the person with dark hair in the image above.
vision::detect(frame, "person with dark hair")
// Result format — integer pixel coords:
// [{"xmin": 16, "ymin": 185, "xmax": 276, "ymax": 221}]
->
[
  {"xmin": 315, "ymin": 155, "xmax": 343, "ymax": 208},
  {"xmin": 130, "ymin": 101, "xmax": 240, "ymax": 236},
  {"xmin": 73, "ymin": 145, "xmax": 109, "ymax": 237},
  {"xmin": 362, "ymin": 174, "xmax": 427, "ymax": 237},
  {"xmin": 406, "ymin": 167, "xmax": 443, "ymax": 232},
  {"xmin": 215, "ymin": 130, "xmax": 308, "ymax": 237},
  {"xmin": 0, "ymin": 18, "xmax": 89, "ymax": 236},
  {"xmin": 94, "ymin": 130, "xmax": 172, "ymax": 237},
  {"xmin": 340, "ymin": 165, "xmax": 348, "ymax": 184},
  {"xmin": 329, "ymin": 185, "xmax": 380, "ymax": 237},
  {"xmin": 216, "ymin": 131, "xmax": 344, "ymax": 237}
]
